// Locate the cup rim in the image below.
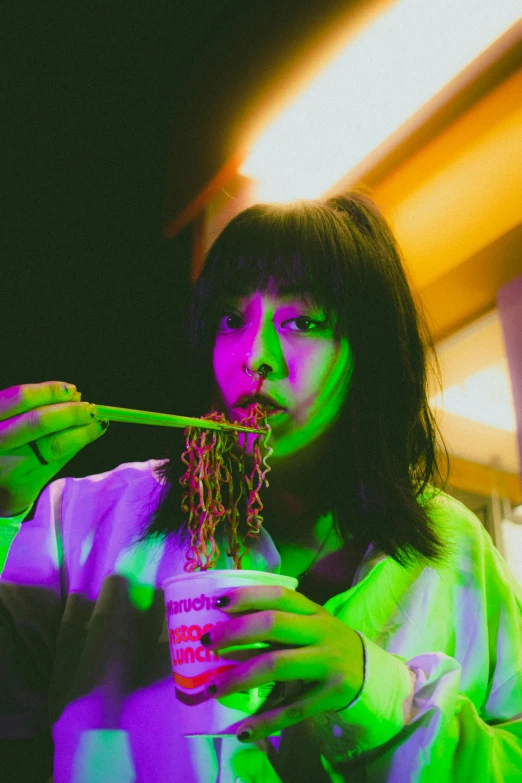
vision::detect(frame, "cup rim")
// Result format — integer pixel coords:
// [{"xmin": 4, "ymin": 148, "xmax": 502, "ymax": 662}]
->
[{"xmin": 162, "ymin": 569, "xmax": 298, "ymax": 590}]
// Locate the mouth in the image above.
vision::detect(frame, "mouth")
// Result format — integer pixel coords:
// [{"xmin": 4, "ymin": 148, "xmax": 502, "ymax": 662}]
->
[{"xmin": 232, "ymin": 394, "xmax": 288, "ymax": 418}]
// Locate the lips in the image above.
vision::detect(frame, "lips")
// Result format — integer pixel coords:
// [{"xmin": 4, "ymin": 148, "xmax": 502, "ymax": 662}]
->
[{"xmin": 232, "ymin": 393, "xmax": 287, "ymax": 414}]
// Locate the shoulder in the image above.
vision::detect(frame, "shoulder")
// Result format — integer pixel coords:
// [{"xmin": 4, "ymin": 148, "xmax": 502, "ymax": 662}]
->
[
  {"xmin": 57, "ymin": 459, "xmax": 170, "ymax": 550},
  {"xmin": 422, "ymin": 486, "xmax": 485, "ymax": 539},
  {"xmin": 65, "ymin": 458, "xmax": 167, "ymax": 489},
  {"xmin": 422, "ymin": 486, "xmax": 516, "ymax": 588},
  {"xmin": 60, "ymin": 458, "xmax": 168, "ymax": 510}
]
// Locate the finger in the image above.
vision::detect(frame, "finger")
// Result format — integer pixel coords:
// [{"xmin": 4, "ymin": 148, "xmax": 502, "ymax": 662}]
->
[
  {"xmin": 0, "ymin": 382, "xmax": 78, "ymax": 422},
  {"xmin": 233, "ymin": 679, "xmax": 348, "ymax": 742},
  {"xmin": 20, "ymin": 418, "xmax": 109, "ymax": 465},
  {"xmin": 214, "ymin": 585, "xmax": 321, "ymax": 617},
  {"xmin": 204, "ymin": 609, "xmax": 321, "ymax": 649},
  {"xmin": 0, "ymin": 402, "xmax": 98, "ymax": 451},
  {"xmin": 207, "ymin": 646, "xmax": 332, "ymax": 699}
]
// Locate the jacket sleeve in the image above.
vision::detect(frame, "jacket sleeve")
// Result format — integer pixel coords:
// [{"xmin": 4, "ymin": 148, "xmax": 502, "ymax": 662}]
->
[
  {"xmin": 313, "ymin": 529, "xmax": 522, "ymax": 780},
  {"xmin": 0, "ymin": 483, "xmax": 64, "ymax": 738}
]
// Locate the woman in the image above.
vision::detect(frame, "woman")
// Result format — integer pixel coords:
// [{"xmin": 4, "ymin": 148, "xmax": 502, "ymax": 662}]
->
[{"xmin": 0, "ymin": 193, "xmax": 521, "ymax": 781}]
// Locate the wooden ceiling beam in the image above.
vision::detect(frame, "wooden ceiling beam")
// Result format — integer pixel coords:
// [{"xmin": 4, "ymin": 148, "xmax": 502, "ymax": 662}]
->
[
  {"xmin": 444, "ymin": 454, "xmax": 521, "ymax": 506},
  {"xmin": 419, "ymin": 222, "xmax": 522, "ymax": 343}
]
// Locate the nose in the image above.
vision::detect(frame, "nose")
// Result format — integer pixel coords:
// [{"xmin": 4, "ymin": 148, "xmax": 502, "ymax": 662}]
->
[{"xmin": 244, "ymin": 316, "xmax": 285, "ymax": 379}]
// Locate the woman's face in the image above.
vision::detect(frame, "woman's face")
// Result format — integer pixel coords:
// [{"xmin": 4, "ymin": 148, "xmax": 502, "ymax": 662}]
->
[{"xmin": 212, "ymin": 283, "xmax": 352, "ymax": 461}]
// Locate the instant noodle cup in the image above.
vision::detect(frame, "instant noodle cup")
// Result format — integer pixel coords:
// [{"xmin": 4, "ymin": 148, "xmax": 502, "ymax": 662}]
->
[{"xmin": 163, "ymin": 569, "xmax": 298, "ymax": 737}]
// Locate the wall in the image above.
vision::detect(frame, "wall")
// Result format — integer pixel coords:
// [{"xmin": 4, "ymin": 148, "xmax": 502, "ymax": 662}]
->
[{"xmin": 497, "ymin": 274, "xmax": 522, "ymax": 478}]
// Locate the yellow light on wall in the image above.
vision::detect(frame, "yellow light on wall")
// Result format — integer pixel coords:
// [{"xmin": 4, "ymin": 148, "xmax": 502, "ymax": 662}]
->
[{"xmin": 241, "ymin": 1, "xmax": 521, "ymax": 203}]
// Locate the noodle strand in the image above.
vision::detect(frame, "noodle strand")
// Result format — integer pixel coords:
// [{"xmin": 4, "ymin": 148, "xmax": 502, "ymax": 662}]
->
[{"xmin": 180, "ymin": 404, "xmax": 271, "ymax": 570}]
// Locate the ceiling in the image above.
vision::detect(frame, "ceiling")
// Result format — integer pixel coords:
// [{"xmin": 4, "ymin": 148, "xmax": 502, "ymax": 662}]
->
[{"xmin": 367, "ymin": 60, "xmax": 522, "ymax": 342}]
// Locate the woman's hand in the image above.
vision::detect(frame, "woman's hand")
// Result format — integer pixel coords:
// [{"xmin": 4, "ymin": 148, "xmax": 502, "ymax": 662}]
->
[
  {"xmin": 0, "ymin": 381, "xmax": 108, "ymax": 517},
  {"xmin": 202, "ymin": 584, "xmax": 365, "ymax": 741}
]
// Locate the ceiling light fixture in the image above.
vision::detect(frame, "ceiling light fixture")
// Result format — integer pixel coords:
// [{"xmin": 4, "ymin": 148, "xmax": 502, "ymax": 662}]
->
[
  {"xmin": 241, "ymin": 1, "xmax": 521, "ymax": 202},
  {"xmin": 430, "ymin": 365, "xmax": 517, "ymax": 432}
]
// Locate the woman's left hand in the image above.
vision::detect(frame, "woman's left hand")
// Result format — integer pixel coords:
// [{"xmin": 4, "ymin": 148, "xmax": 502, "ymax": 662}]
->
[{"xmin": 202, "ymin": 584, "xmax": 365, "ymax": 741}]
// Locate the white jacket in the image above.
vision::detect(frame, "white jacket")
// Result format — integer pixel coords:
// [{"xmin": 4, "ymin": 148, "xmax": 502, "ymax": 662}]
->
[{"xmin": 0, "ymin": 460, "xmax": 521, "ymax": 782}]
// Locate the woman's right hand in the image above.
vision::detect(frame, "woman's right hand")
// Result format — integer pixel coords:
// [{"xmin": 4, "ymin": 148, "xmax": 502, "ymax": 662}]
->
[{"xmin": 0, "ymin": 381, "xmax": 109, "ymax": 517}]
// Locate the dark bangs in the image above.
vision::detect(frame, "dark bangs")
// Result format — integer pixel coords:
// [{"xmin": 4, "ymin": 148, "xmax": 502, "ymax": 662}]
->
[{"xmin": 191, "ymin": 201, "xmax": 353, "ymax": 358}]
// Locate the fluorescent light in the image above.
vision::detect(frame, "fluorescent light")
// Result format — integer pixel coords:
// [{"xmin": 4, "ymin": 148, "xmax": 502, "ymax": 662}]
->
[
  {"xmin": 431, "ymin": 365, "xmax": 517, "ymax": 432},
  {"xmin": 241, "ymin": 0, "xmax": 521, "ymax": 202}
]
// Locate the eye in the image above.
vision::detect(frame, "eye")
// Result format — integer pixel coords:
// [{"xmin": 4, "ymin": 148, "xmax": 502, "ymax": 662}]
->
[
  {"xmin": 217, "ymin": 311, "xmax": 244, "ymax": 332},
  {"xmin": 283, "ymin": 316, "xmax": 326, "ymax": 332}
]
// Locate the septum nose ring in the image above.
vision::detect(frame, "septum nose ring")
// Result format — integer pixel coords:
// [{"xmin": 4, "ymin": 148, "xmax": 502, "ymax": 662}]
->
[{"xmin": 245, "ymin": 363, "xmax": 270, "ymax": 380}]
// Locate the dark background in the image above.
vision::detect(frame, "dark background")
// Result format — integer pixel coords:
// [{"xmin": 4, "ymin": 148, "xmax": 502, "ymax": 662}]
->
[{"xmin": 3, "ymin": 1, "xmax": 361, "ymax": 484}]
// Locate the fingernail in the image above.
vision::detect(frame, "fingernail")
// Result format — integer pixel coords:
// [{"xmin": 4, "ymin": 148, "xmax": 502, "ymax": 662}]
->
[
  {"xmin": 237, "ymin": 728, "xmax": 253, "ymax": 742},
  {"xmin": 63, "ymin": 384, "xmax": 76, "ymax": 394},
  {"xmin": 214, "ymin": 595, "xmax": 230, "ymax": 607},
  {"xmin": 99, "ymin": 419, "xmax": 109, "ymax": 432},
  {"xmin": 201, "ymin": 632, "xmax": 212, "ymax": 646}
]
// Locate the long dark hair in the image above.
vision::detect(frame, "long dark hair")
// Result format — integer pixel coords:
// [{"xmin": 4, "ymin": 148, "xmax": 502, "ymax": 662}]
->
[{"xmin": 137, "ymin": 192, "xmax": 450, "ymax": 567}]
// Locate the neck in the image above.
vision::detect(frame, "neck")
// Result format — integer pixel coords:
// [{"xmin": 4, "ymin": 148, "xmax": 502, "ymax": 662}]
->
[{"xmin": 260, "ymin": 457, "xmax": 331, "ymax": 548}]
